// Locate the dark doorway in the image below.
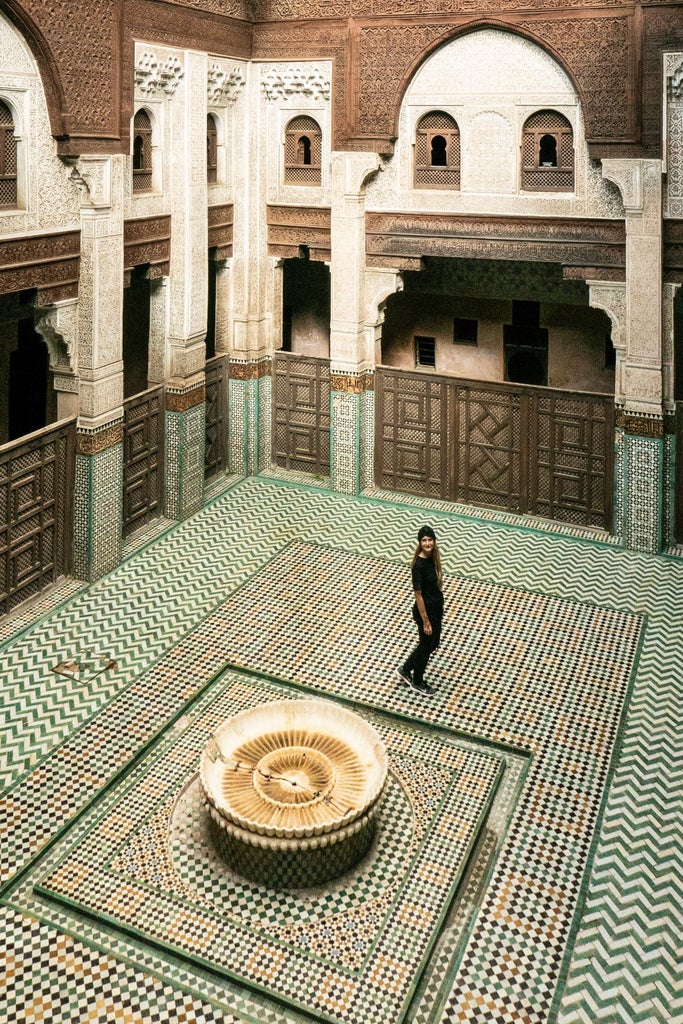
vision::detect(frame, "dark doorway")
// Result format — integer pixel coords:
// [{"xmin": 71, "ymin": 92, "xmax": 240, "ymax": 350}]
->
[
  {"xmin": 123, "ymin": 266, "xmax": 151, "ymax": 399},
  {"xmin": 9, "ymin": 318, "xmax": 49, "ymax": 441},
  {"xmin": 206, "ymin": 249, "xmax": 217, "ymax": 360},
  {"xmin": 282, "ymin": 258, "xmax": 330, "ymax": 357}
]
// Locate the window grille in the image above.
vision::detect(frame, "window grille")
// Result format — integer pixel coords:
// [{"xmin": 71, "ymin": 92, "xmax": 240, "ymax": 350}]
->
[
  {"xmin": 132, "ymin": 109, "xmax": 153, "ymax": 194},
  {"xmin": 0, "ymin": 100, "xmax": 18, "ymax": 209},
  {"xmin": 207, "ymin": 114, "xmax": 218, "ymax": 184},
  {"xmin": 521, "ymin": 110, "xmax": 574, "ymax": 192},
  {"xmin": 415, "ymin": 336, "xmax": 436, "ymax": 367},
  {"xmin": 414, "ymin": 111, "xmax": 460, "ymax": 190},
  {"xmin": 284, "ymin": 116, "xmax": 322, "ymax": 186}
]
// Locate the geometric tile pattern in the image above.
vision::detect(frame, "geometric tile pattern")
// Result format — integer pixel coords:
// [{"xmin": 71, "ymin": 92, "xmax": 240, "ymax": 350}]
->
[
  {"xmin": 33, "ymin": 678, "xmax": 502, "ymax": 1024},
  {"xmin": 1, "ymin": 475, "xmax": 681, "ymax": 1024},
  {"xmin": 190, "ymin": 541, "xmax": 642, "ymax": 1024},
  {"xmin": 624, "ymin": 434, "xmax": 662, "ymax": 555}
]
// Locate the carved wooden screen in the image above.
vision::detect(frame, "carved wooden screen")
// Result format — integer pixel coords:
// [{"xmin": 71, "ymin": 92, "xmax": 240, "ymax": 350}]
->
[
  {"xmin": 205, "ymin": 354, "xmax": 227, "ymax": 480},
  {"xmin": 0, "ymin": 419, "xmax": 75, "ymax": 615},
  {"xmin": 376, "ymin": 368, "xmax": 614, "ymax": 529},
  {"xmin": 123, "ymin": 386, "xmax": 163, "ymax": 535},
  {"xmin": 375, "ymin": 369, "xmax": 448, "ymax": 500},
  {"xmin": 273, "ymin": 353, "xmax": 330, "ymax": 474}
]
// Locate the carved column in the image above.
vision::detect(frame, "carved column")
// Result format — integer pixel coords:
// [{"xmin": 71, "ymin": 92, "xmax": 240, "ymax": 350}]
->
[
  {"xmin": 164, "ymin": 50, "xmax": 208, "ymax": 520},
  {"xmin": 361, "ymin": 267, "xmax": 403, "ymax": 490},
  {"xmin": 329, "ymin": 152, "xmax": 381, "ymax": 493},
  {"xmin": 35, "ymin": 298, "xmax": 79, "ymax": 421},
  {"xmin": 601, "ymin": 159, "xmax": 664, "ymax": 553},
  {"xmin": 72, "ymin": 155, "xmax": 126, "ymax": 581}
]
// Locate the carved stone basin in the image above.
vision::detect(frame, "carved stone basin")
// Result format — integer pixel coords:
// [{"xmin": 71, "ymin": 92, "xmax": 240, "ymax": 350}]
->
[{"xmin": 199, "ymin": 699, "xmax": 388, "ymax": 888}]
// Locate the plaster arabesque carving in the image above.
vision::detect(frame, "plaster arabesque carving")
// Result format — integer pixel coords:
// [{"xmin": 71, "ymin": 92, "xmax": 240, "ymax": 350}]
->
[
  {"xmin": 135, "ymin": 51, "xmax": 185, "ymax": 98},
  {"xmin": 35, "ymin": 300, "xmax": 78, "ymax": 375},
  {"xmin": 601, "ymin": 159, "xmax": 643, "ymax": 213},
  {"xmin": 208, "ymin": 64, "xmax": 245, "ymax": 105},
  {"xmin": 261, "ymin": 67, "xmax": 330, "ymax": 102}
]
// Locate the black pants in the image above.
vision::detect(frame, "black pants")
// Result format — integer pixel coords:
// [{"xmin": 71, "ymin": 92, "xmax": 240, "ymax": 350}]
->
[{"xmin": 403, "ymin": 603, "xmax": 442, "ymax": 684}]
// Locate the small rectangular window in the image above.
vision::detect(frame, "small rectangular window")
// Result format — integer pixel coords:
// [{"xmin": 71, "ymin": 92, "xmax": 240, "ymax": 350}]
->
[
  {"xmin": 415, "ymin": 336, "xmax": 436, "ymax": 367},
  {"xmin": 453, "ymin": 318, "xmax": 478, "ymax": 345}
]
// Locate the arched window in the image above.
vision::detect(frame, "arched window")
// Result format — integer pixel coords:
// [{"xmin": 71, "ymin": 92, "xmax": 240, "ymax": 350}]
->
[
  {"xmin": 521, "ymin": 110, "xmax": 574, "ymax": 192},
  {"xmin": 284, "ymin": 116, "xmax": 322, "ymax": 186},
  {"xmin": 207, "ymin": 114, "xmax": 218, "ymax": 184},
  {"xmin": 414, "ymin": 111, "xmax": 460, "ymax": 189},
  {"xmin": 132, "ymin": 109, "xmax": 153, "ymax": 194},
  {"xmin": 0, "ymin": 100, "xmax": 18, "ymax": 209}
]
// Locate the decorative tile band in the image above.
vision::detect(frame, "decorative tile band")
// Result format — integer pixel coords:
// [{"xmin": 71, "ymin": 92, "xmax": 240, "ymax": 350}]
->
[
  {"xmin": 76, "ymin": 421, "xmax": 124, "ymax": 455},
  {"xmin": 615, "ymin": 408, "xmax": 664, "ymax": 438},
  {"xmin": 165, "ymin": 384, "xmax": 206, "ymax": 413},
  {"xmin": 229, "ymin": 359, "xmax": 271, "ymax": 380},
  {"xmin": 332, "ymin": 391, "xmax": 360, "ymax": 495},
  {"xmin": 72, "ymin": 444, "xmax": 123, "ymax": 581},
  {"xmin": 624, "ymin": 434, "xmax": 663, "ymax": 554},
  {"xmin": 330, "ymin": 372, "xmax": 375, "ymax": 394}
]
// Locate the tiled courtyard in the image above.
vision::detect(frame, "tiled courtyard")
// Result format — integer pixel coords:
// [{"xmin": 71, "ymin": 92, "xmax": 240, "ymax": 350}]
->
[{"xmin": 0, "ymin": 475, "xmax": 680, "ymax": 1024}]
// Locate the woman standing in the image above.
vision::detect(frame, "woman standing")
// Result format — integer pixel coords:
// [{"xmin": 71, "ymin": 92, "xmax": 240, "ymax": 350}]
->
[{"xmin": 397, "ymin": 525, "xmax": 443, "ymax": 696}]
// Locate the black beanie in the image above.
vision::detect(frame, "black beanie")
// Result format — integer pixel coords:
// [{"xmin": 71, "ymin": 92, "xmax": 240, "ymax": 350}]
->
[{"xmin": 417, "ymin": 525, "xmax": 436, "ymax": 542}]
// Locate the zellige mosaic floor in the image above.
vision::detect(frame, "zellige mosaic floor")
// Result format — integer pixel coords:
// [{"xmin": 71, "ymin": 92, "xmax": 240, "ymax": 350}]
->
[{"xmin": 1, "ymin": 476, "xmax": 680, "ymax": 1024}]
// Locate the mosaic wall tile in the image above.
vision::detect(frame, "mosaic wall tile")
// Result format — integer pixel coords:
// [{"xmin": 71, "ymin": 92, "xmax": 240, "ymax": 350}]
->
[
  {"xmin": 165, "ymin": 405, "xmax": 206, "ymax": 521},
  {"xmin": 624, "ymin": 434, "xmax": 662, "ymax": 554},
  {"xmin": 662, "ymin": 431, "xmax": 676, "ymax": 549},
  {"xmin": 359, "ymin": 389, "xmax": 375, "ymax": 493},
  {"xmin": 72, "ymin": 445, "xmax": 123, "ymax": 582},
  {"xmin": 331, "ymin": 391, "xmax": 359, "ymax": 495},
  {"xmin": 228, "ymin": 378, "xmax": 246, "ymax": 476},
  {"xmin": 258, "ymin": 374, "xmax": 272, "ymax": 472},
  {"xmin": 613, "ymin": 427, "xmax": 624, "ymax": 545}
]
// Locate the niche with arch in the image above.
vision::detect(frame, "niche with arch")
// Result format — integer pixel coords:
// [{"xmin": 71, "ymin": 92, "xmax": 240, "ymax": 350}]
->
[
  {"xmin": 414, "ymin": 111, "xmax": 460, "ymax": 189},
  {"xmin": 284, "ymin": 115, "xmax": 322, "ymax": 186},
  {"xmin": 521, "ymin": 110, "xmax": 574, "ymax": 192},
  {"xmin": 0, "ymin": 99, "xmax": 19, "ymax": 209},
  {"xmin": 132, "ymin": 109, "xmax": 154, "ymax": 194}
]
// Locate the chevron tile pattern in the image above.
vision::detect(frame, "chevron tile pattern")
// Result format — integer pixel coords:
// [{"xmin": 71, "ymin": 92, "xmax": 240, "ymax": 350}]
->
[{"xmin": 0, "ymin": 475, "xmax": 681, "ymax": 1024}]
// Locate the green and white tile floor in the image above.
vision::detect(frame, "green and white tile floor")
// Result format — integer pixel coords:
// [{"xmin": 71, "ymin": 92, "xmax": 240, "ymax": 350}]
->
[{"xmin": 0, "ymin": 475, "xmax": 680, "ymax": 1024}]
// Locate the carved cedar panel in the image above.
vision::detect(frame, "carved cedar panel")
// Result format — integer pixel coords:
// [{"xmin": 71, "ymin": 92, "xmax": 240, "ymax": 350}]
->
[
  {"xmin": 273, "ymin": 353, "xmax": 330, "ymax": 474},
  {"xmin": 267, "ymin": 205, "xmax": 332, "ymax": 260},
  {"xmin": 355, "ymin": 13, "xmax": 634, "ymax": 145},
  {"xmin": 252, "ymin": 23, "xmax": 347, "ymax": 149},
  {"xmin": 208, "ymin": 205, "xmax": 234, "ymax": 259},
  {"xmin": 205, "ymin": 354, "xmax": 228, "ymax": 480},
  {"xmin": 122, "ymin": 386, "xmax": 164, "ymax": 534},
  {"xmin": 375, "ymin": 368, "xmax": 614, "ymax": 528},
  {"xmin": 0, "ymin": 231, "xmax": 80, "ymax": 299},
  {"xmin": 0, "ymin": 420, "xmax": 75, "ymax": 614},
  {"xmin": 643, "ymin": 9, "xmax": 683, "ymax": 156},
  {"xmin": 124, "ymin": 216, "xmax": 171, "ymax": 273}
]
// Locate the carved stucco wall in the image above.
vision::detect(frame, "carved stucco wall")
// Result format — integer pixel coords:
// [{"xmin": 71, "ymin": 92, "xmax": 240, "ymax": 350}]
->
[
  {"xmin": 0, "ymin": 11, "xmax": 80, "ymax": 236},
  {"xmin": 665, "ymin": 53, "xmax": 683, "ymax": 219},
  {"xmin": 365, "ymin": 29, "xmax": 622, "ymax": 219}
]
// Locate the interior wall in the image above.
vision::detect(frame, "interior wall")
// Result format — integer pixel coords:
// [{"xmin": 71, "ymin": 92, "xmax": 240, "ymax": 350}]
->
[
  {"xmin": 381, "ymin": 289, "xmax": 615, "ymax": 395},
  {"xmin": 282, "ymin": 258, "xmax": 330, "ymax": 357}
]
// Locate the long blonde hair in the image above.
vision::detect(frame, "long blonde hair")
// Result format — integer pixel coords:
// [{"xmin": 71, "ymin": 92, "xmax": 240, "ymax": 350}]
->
[{"xmin": 411, "ymin": 540, "xmax": 443, "ymax": 588}]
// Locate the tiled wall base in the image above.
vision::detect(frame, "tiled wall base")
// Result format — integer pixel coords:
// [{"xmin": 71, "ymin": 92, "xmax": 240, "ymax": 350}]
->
[
  {"xmin": 332, "ymin": 391, "xmax": 360, "ymax": 494},
  {"xmin": 360, "ymin": 389, "xmax": 374, "ymax": 492},
  {"xmin": 229, "ymin": 378, "xmax": 259, "ymax": 476},
  {"xmin": 623, "ymin": 433, "xmax": 663, "ymax": 554},
  {"xmin": 165, "ymin": 404, "xmax": 205, "ymax": 521},
  {"xmin": 258, "ymin": 374, "xmax": 272, "ymax": 472},
  {"xmin": 663, "ymin": 432, "xmax": 675, "ymax": 549},
  {"xmin": 73, "ymin": 445, "xmax": 123, "ymax": 582}
]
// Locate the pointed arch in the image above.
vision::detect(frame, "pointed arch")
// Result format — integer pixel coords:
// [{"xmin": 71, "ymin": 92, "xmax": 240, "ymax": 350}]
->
[{"xmin": 0, "ymin": 1, "xmax": 67, "ymax": 138}]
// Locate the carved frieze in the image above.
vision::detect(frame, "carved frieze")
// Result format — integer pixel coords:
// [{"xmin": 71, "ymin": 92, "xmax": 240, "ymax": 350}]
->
[
  {"xmin": 330, "ymin": 372, "xmax": 374, "ymax": 393},
  {"xmin": 135, "ymin": 51, "xmax": 185, "ymax": 98},
  {"xmin": 365, "ymin": 212, "xmax": 626, "ymax": 271},
  {"xmin": 76, "ymin": 420, "xmax": 125, "ymax": 455},
  {"xmin": 615, "ymin": 409, "xmax": 664, "ymax": 439},
  {"xmin": 354, "ymin": 13, "xmax": 633, "ymax": 147},
  {"xmin": 261, "ymin": 67, "xmax": 331, "ymax": 102},
  {"xmin": 166, "ymin": 384, "xmax": 206, "ymax": 412},
  {"xmin": 229, "ymin": 360, "xmax": 272, "ymax": 380},
  {"xmin": 208, "ymin": 205, "xmax": 234, "ymax": 259},
  {"xmin": 267, "ymin": 205, "xmax": 331, "ymax": 260},
  {"xmin": 124, "ymin": 216, "xmax": 172, "ymax": 274},
  {"xmin": 208, "ymin": 65, "xmax": 246, "ymax": 105},
  {"xmin": 0, "ymin": 231, "xmax": 80, "ymax": 300}
]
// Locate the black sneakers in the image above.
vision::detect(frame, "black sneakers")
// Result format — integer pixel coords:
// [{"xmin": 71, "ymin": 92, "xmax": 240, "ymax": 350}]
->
[
  {"xmin": 396, "ymin": 666, "xmax": 412, "ymax": 687},
  {"xmin": 396, "ymin": 666, "xmax": 435, "ymax": 696}
]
